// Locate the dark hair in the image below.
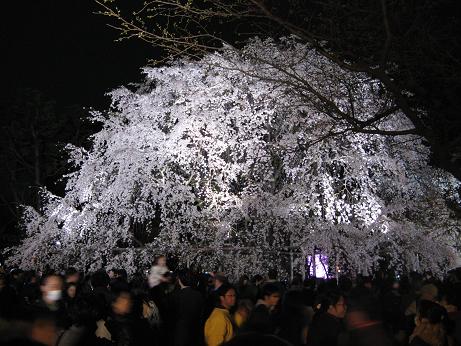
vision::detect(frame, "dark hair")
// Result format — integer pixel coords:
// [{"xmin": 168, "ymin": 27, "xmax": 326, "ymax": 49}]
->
[
  {"xmin": 9, "ymin": 268, "xmax": 23, "ymax": 276},
  {"xmin": 216, "ymin": 283, "xmax": 235, "ymax": 297},
  {"xmin": 282, "ymin": 290, "xmax": 305, "ymax": 313},
  {"xmin": 417, "ymin": 299, "xmax": 448, "ymax": 325},
  {"xmin": 65, "ymin": 267, "xmax": 78, "ymax": 277},
  {"xmin": 291, "ymin": 273, "xmax": 303, "ymax": 286},
  {"xmin": 130, "ymin": 272, "xmax": 148, "ymax": 293},
  {"xmin": 238, "ymin": 275, "xmax": 250, "ymax": 286},
  {"xmin": 315, "ymin": 289, "xmax": 343, "ymax": 314},
  {"xmin": 348, "ymin": 286, "xmax": 381, "ymax": 320},
  {"xmin": 110, "ymin": 278, "xmax": 130, "ymax": 293},
  {"xmin": 67, "ymin": 297, "xmax": 98, "ymax": 327},
  {"xmin": 66, "ymin": 282, "xmax": 78, "ymax": 294},
  {"xmin": 338, "ymin": 276, "xmax": 353, "ymax": 293},
  {"xmin": 111, "ymin": 289, "xmax": 131, "ymax": 303},
  {"xmin": 178, "ymin": 269, "xmax": 196, "ymax": 287},
  {"xmin": 214, "ymin": 273, "xmax": 228, "ymax": 284},
  {"xmin": 22, "ymin": 270, "xmax": 37, "ymax": 285},
  {"xmin": 113, "ymin": 268, "xmax": 128, "ymax": 280},
  {"xmin": 252, "ymin": 274, "xmax": 264, "ymax": 284},
  {"xmin": 279, "ymin": 290, "xmax": 309, "ymax": 345},
  {"xmin": 39, "ymin": 273, "xmax": 62, "ymax": 286},
  {"xmin": 441, "ymin": 285, "xmax": 461, "ymax": 310},
  {"xmin": 90, "ymin": 270, "xmax": 110, "ymax": 288},
  {"xmin": 268, "ymin": 268, "xmax": 278, "ymax": 280},
  {"xmin": 130, "ymin": 292, "xmax": 146, "ymax": 319},
  {"xmin": 237, "ymin": 298, "xmax": 254, "ymax": 312},
  {"xmin": 262, "ymin": 283, "xmax": 281, "ymax": 298}
]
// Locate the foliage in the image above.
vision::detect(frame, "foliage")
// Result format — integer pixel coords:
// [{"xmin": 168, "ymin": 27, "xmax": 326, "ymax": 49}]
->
[
  {"xmin": 97, "ymin": 0, "xmax": 461, "ymax": 181},
  {"xmin": 7, "ymin": 39, "xmax": 460, "ymax": 277}
]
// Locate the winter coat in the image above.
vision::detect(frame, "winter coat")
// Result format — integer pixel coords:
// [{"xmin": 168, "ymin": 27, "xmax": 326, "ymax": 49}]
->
[{"xmin": 204, "ymin": 307, "xmax": 234, "ymax": 346}]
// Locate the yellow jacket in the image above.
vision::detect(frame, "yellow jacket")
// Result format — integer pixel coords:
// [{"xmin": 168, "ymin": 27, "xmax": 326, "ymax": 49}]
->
[
  {"xmin": 234, "ymin": 311, "xmax": 246, "ymax": 328},
  {"xmin": 204, "ymin": 307, "xmax": 234, "ymax": 346}
]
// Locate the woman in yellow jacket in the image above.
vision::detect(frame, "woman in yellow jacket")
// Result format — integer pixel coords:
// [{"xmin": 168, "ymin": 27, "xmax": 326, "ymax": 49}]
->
[{"xmin": 204, "ymin": 284, "xmax": 237, "ymax": 346}]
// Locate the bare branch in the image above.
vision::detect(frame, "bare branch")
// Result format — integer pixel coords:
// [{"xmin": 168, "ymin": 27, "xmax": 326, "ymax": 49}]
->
[{"xmin": 380, "ymin": 0, "xmax": 392, "ymax": 65}]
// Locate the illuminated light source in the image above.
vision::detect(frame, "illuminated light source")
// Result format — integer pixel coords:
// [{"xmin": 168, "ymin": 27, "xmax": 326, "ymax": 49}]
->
[{"xmin": 307, "ymin": 253, "xmax": 329, "ymax": 278}]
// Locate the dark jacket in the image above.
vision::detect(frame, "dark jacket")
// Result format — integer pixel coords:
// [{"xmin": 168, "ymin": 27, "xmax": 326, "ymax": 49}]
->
[
  {"xmin": 172, "ymin": 286, "xmax": 204, "ymax": 346},
  {"xmin": 241, "ymin": 303, "xmax": 275, "ymax": 335},
  {"xmin": 306, "ymin": 312, "xmax": 343, "ymax": 346}
]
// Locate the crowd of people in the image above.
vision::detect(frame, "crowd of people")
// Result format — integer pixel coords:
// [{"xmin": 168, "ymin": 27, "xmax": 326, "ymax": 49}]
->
[{"xmin": 1, "ymin": 255, "xmax": 461, "ymax": 346}]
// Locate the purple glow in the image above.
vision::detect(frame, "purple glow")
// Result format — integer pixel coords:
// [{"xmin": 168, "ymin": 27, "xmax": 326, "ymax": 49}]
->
[{"xmin": 307, "ymin": 254, "xmax": 329, "ymax": 278}]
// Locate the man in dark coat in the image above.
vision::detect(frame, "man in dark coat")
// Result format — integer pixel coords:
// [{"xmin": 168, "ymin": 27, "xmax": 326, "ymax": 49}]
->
[
  {"xmin": 172, "ymin": 269, "xmax": 204, "ymax": 346},
  {"xmin": 242, "ymin": 283, "xmax": 281, "ymax": 335}
]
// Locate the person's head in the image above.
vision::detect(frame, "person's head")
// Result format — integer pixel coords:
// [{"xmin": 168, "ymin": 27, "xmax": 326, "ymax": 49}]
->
[
  {"xmin": 338, "ymin": 276, "xmax": 353, "ymax": 293},
  {"xmin": 204, "ymin": 273, "xmax": 214, "ymax": 287},
  {"xmin": 90, "ymin": 270, "xmax": 110, "ymax": 289},
  {"xmin": 267, "ymin": 268, "xmax": 278, "ymax": 281},
  {"xmin": 262, "ymin": 283, "xmax": 281, "ymax": 308},
  {"xmin": 65, "ymin": 267, "xmax": 80, "ymax": 284},
  {"xmin": 236, "ymin": 299, "xmax": 254, "ymax": 317},
  {"xmin": 291, "ymin": 273, "xmax": 303, "ymax": 287},
  {"xmin": 420, "ymin": 283, "xmax": 438, "ymax": 301},
  {"xmin": 415, "ymin": 300, "xmax": 447, "ymax": 326},
  {"xmin": 252, "ymin": 274, "xmax": 264, "ymax": 286},
  {"xmin": 214, "ymin": 273, "xmax": 227, "ymax": 289},
  {"xmin": 23, "ymin": 270, "xmax": 38, "ymax": 285},
  {"xmin": 239, "ymin": 275, "xmax": 249, "ymax": 287},
  {"xmin": 113, "ymin": 268, "xmax": 128, "ymax": 281},
  {"xmin": 10, "ymin": 268, "xmax": 24, "ymax": 282},
  {"xmin": 346, "ymin": 286, "xmax": 381, "ymax": 328},
  {"xmin": 440, "ymin": 289, "xmax": 460, "ymax": 313},
  {"xmin": 316, "ymin": 290, "xmax": 346, "ymax": 319},
  {"xmin": 217, "ymin": 283, "xmax": 236, "ymax": 310},
  {"xmin": 108, "ymin": 269, "xmax": 116, "ymax": 279},
  {"xmin": 411, "ymin": 299, "xmax": 448, "ymax": 346},
  {"xmin": 112, "ymin": 291, "xmax": 132, "ymax": 316},
  {"xmin": 178, "ymin": 269, "xmax": 196, "ymax": 288},
  {"xmin": 40, "ymin": 274, "xmax": 64, "ymax": 304},
  {"xmin": 66, "ymin": 283, "xmax": 78, "ymax": 299},
  {"xmin": 67, "ymin": 297, "xmax": 98, "ymax": 327},
  {"xmin": 363, "ymin": 276, "xmax": 373, "ymax": 290},
  {"xmin": 282, "ymin": 289, "xmax": 305, "ymax": 314},
  {"xmin": 154, "ymin": 255, "xmax": 167, "ymax": 267}
]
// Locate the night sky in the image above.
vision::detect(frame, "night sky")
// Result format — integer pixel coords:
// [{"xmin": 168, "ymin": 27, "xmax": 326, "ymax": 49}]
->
[
  {"xmin": 0, "ymin": 1, "xmax": 158, "ymax": 246},
  {"xmin": 1, "ymin": 0, "xmax": 156, "ymax": 109}
]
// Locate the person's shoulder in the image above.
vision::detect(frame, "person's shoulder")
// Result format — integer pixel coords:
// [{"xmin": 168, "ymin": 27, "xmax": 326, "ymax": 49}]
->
[
  {"xmin": 409, "ymin": 336, "xmax": 432, "ymax": 346},
  {"xmin": 206, "ymin": 307, "xmax": 228, "ymax": 325},
  {"xmin": 211, "ymin": 307, "xmax": 230, "ymax": 318},
  {"xmin": 313, "ymin": 312, "xmax": 341, "ymax": 328},
  {"xmin": 179, "ymin": 286, "xmax": 201, "ymax": 296},
  {"xmin": 253, "ymin": 302, "xmax": 270, "ymax": 312},
  {"xmin": 189, "ymin": 288, "xmax": 204, "ymax": 301}
]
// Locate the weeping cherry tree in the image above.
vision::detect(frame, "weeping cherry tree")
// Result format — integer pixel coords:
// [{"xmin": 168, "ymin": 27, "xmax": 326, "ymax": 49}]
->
[{"xmin": 7, "ymin": 38, "xmax": 460, "ymax": 278}]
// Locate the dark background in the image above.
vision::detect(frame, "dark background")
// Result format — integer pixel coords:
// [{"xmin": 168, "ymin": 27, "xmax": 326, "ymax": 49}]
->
[
  {"xmin": 1, "ymin": 0, "xmax": 155, "ymax": 108},
  {"xmin": 0, "ymin": 0, "xmax": 157, "ymax": 249}
]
